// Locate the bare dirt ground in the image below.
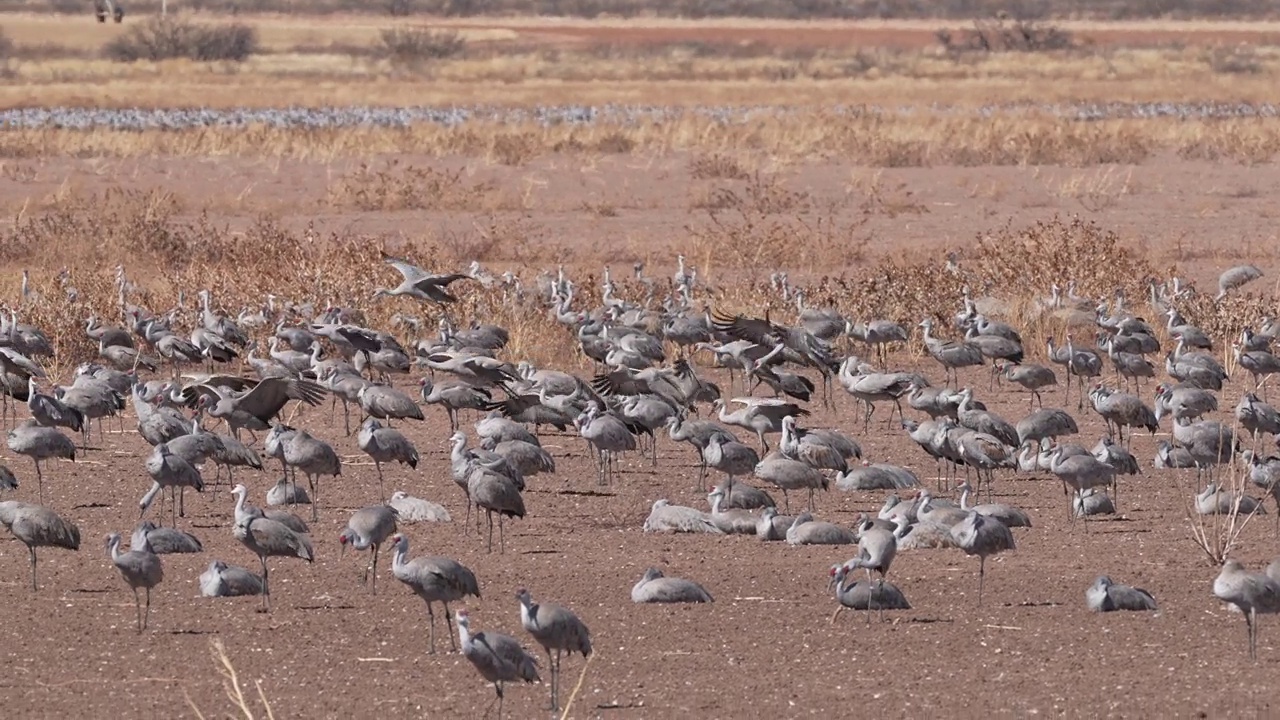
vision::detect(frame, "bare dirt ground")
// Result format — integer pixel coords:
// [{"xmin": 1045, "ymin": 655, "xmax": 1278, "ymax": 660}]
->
[
  {"xmin": 1, "ymin": 359, "xmax": 1278, "ymax": 718},
  {"xmin": 1, "ymin": 153, "xmax": 1279, "ymax": 716}
]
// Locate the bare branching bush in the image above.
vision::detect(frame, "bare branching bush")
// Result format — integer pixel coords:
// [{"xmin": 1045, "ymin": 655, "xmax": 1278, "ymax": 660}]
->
[
  {"xmin": 937, "ymin": 17, "xmax": 1075, "ymax": 56},
  {"xmin": 379, "ymin": 27, "xmax": 465, "ymax": 68},
  {"xmin": 327, "ymin": 162, "xmax": 496, "ymax": 211},
  {"xmin": 103, "ymin": 17, "xmax": 259, "ymax": 62},
  {"xmin": 1176, "ymin": 460, "xmax": 1267, "ymax": 566},
  {"xmin": 689, "ymin": 153, "xmax": 750, "ymax": 181}
]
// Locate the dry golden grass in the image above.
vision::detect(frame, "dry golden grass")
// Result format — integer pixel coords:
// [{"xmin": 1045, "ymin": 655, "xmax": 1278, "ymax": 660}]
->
[{"xmin": 0, "ymin": 186, "xmax": 1269, "ymax": 375}]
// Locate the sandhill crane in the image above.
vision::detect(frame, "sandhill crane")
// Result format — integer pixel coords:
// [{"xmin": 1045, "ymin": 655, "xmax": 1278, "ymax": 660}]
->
[
  {"xmin": 951, "ymin": 512, "xmax": 1015, "ymax": 605},
  {"xmin": 1089, "ymin": 385, "xmax": 1158, "ymax": 444},
  {"xmin": 957, "ymin": 481, "xmax": 1032, "ymax": 527},
  {"xmin": 389, "ymin": 534, "xmax": 480, "ymax": 653},
  {"xmin": 706, "ymin": 488, "xmax": 758, "ymax": 534},
  {"xmin": 1175, "ymin": 420, "xmax": 1239, "ymax": 480},
  {"xmin": 358, "ymin": 418, "xmax": 418, "ymax": 497},
  {"xmin": 1098, "ymin": 335, "xmax": 1156, "ymax": 392},
  {"xmin": 468, "ymin": 466, "xmax": 524, "ymax": 553},
  {"xmin": 1073, "ymin": 487, "xmax": 1116, "ymax": 517},
  {"xmin": 1048, "ymin": 444, "xmax": 1117, "ymax": 521},
  {"xmin": 7, "ymin": 420, "xmax": 75, "ymax": 502},
  {"xmin": 199, "ymin": 560, "xmax": 264, "ymax": 598},
  {"xmin": 1237, "ymin": 392, "xmax": 1280, "ymax": 439},
  {"xmin": 338, "ymin": 504, "xmax": 398, "ymax": 593},
  {"xmin": 1235, "ymin": 343, "xmax": 1280, "ymax": 390},
  {"xmin": 836, "ymin": 461, "xmax": 918, "ymax": 491},
  {"xmin": 786, "ymin": 512, "xmax": 855, "ymax": 545},
  {"xmin": 283, "ymin": 429, "xmax": 341, "ymax": 521},
  {"xmin": 230, "ymin": 484, "xmax": 309, "ymax": 535},
  {"xmin": 906, "ymin": 382, "xmax": 958, "ymax": 419},
  {"xmin": 715, "ymin": 477, "xmax": 775, "ymax": 510},
  {"xmin": 631, "ymin": 567, "xmax": 713, "ymax": 603},
  {"xmin": 703, "ymin": 432, "xmax": 759, "ymax": 491},
  {"xmin": 1217, "ymin": 264, "xmax": 1264, "ymax": 300},
  {"xmin": 919, "ymin": 318, "xmax": 983, "ymax": 386},
  {"xmin": 1015, "ymin": 408, "xmax": 1079, "ymax": 445},
  {"xmin": 377, "ymin": 254, "xmax": 470, "ymax": 305},
  {"xmin": 1165, "ymin": 350, "xmax": 1226, "ymax": 397},
  {"xmin": 667, "ymin": 415, "xmax": 741, "ymax": 487},
  {"xmin": 715, "ymin": 396, "xmax": 811, "ymax": 454},
  {"xmin": 1086, "ymin": 575, "xmax": 1157, "ymax": 611},
  {"xmin": 266, "ymin": 476, "xmax": 310, "ymax": 508},
  {"xmin": 996, "ymin": 361, "xmax": 1057, "ymax": 409},
  {"xmin": 1195, "ymin": 482, "xmax": 1264, "ymax": 516},
  {"xmin": 131, "ymin": 520, "xmax": 202, "ymax": 554},
  {"xmin": 134, "ymin": 388, "xmax": 190, "ymax": 447},
  {"xmin": 233, "ymin": 506, "xmax": 314, "ymax": 612},
  {"xmin": 358, "ymin": 383, "xmax": 423, "ymax": 426},
  {"xmin": 0, "ymin": 500, "xmax": 79, "ymax": 590},
  {"xmin": 456, "ymin": 608, "xmax": 540, "ymax": 718},
  {"xmin": 576, "ymin": 403, "xmax": 636, "ymax": 485},
  {"xmin": 105, "ymin": 533, "xmax": 163, "ymax": 632},
  {"xmin": 642, "ymin": 498, "xmax": 722, "ymax": 534},
  {"xmin": 184, "ymin": 376, "xmax": 326, "ymax": 442},
  {"xmin": 27, "ymin": 378, "xmax": 83, "ymax": 437},
  {"xmin": 389, "ymin": 490, "xmax": 450, "ymax": 523},
  {"xmin": 846, "ymin": 318, "xmax": 908, "ymax": 368},
  {"xmin": 754, "ymin": 454, "xmax": 827, "ymax": 512},
  {"xmin": 480, "ymin": 436, "xmax": 555, "ymax": 478},
  {"xmin": 837, "ymin": 361, "xmax": 912, "ymax": 431},
  {"xmin": 1214, "ymin": 559, "xmax": 1280, "ymax": 659},
  {"xmin": 140, "ymin": 441, "xmax": 204, "ymax": 526},
  {"xmin": 0, "ymin": 463, "xmax": 14, "ymax": 491},
  {"xmin": 1048, "ymin": 335, "xmax": 1102, "ymax": 410},
  {"xmin": 828, "ymin": 565, "xmax": 910, "ymax": 621},
  {"xmin": 516, "ymin": 588, "xmax": 591, "ymax": 712},
  {"xmin": 839, "ymin": 517, "xmax": 898, "ymax": 621},
  {"xmin": 1165, "ymin": 309, "xmax": 1214, "ymax": 351},
  {"xmin": 1155, "ymin": 383, "xmax": 1218, "ymax": 423},
  {"xmin": 962, "ymin": 326, "xmax": 1024, "ymax": 389},
  {"xmin": 420, "ymin": 378, "xmax": 491, "ymax": 431},
  {"xmin": 424, "ymin": 353, "xmax": 518, "ymax": 387},
  {"xmin": 780, "ymin": 415, "xmax": 861, "ymax": 472},
  {"xmin": 756, "ymin": 506, "xmax": 794, "ymax": 541}
]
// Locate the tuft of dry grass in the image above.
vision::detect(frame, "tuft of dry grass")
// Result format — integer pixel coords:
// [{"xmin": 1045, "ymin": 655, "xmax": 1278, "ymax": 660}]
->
[{"xmin": 326, "ymin": 161, "xmax": 497, "ymax": 211}]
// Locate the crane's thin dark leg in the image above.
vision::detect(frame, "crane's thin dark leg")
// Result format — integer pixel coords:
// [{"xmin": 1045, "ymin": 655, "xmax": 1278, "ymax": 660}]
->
[
  {"xmin": 375, "ymin": 462, "xmax": 384, "ymax": 500},
  {"xmin": 133, "ymin": 587, "xmax": 142, "ymax": 632},
  {"xmin": 427, "ymin": 602, "xmax": 437, "ymax": 654},
  {"xmin": 28, "ymin": 546, "xmax": 38, "ymax": 591},
  {"xmin": 444, "ymin": 602, "xmax": 458, "ymax": 652},
  {"xmin": 260, "ymin": 557, "xmax": 271, "ymax": 613},
  {"xmin": 977, "ymin": 556, "xmax": 986, "ymax": 606},
  {"xmin": 144, "ymin": 586, "xmax": 152, "ymax": 630},
  {"xmin": 865, "ymin": 568, "xmax": 874, "ymax": 626},
  {"xmin": 34, "ymin": 461, "xmax": 43, "ymax": 504},
  {"xmin": 309, "ymin": 475, "xmax": 319, "ymax": 522},
  {"xmin": 499, "ymin": 515, "xmax": 506, "ymax": 554},
  {"xmin": 486, "ymin": 510, "xmax": 495, "ymax": 553}
]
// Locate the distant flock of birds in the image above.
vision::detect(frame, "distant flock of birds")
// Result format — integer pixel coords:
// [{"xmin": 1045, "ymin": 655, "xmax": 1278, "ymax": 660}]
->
[{"xmin": 2, "ymin": 256, "xmax": 1280, "ymax": 713}]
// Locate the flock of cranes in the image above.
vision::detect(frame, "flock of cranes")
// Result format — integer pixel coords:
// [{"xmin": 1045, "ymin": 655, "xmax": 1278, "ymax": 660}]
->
[{"xmin": 0, "ymin": 254, "xmax": 1278, "ymax": 713}]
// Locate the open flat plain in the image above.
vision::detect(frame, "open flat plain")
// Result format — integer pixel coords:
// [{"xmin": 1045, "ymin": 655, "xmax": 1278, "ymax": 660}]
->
[{"xmin": 1, "ymin": 9, "xmax": 1280, "ymax": 719}]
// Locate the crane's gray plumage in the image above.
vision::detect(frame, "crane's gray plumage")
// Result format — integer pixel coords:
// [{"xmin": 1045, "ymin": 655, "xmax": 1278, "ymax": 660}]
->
[
  {"xmin": 358, "ymin": 418, "xmax": 418, "ymax": 496},
  {"xmin": 951, "ymin": 512, "xmax": 1015, "ymax": 605},
  {"xmin": 7, "ymin": 420, "xmax": 76, "ymax": 502},
  {"xmin": 631, "ymin": 567, "xmax": 713, "ymax": 603},
  {"xmin": 389, "ymin": 490, "xmax": 451, "ymax": 523},
  {"xmin": 0, "ymin": 500, "xmax": 80, "ymax": 590},
  {"xmin": 1214, "ymin": 559, "xmax": 1280, "ymax": 659},
  {"xmin": 338, "ymin": 504, "xmax": 398, "ymax": 594},
  {"xmin": 516, "ymin": 587, "xmax": 591, "ymax": 712},
  {"xmin": 643, "ymin": 498, "xmax": 723, "ymax": 534},
  {"xmin": 105, "ymin": 532, "xmax": 163, "ymax": 632},
  {"xmin": 1015, "ymin": 406, "xmax": 1081, "ymax": 445},
  {"xmin": 456, "ymin": 608, "xmax": 540, "ymax": 717},
  {"xmin": 786, "ymin": 512, "xmax": 855, "ymax": 545},
  {"xmin": 131, "ymin": 520, "xmax": 202, "ymax": 554},
  {"xmin": 199, "ymin": 559, "xmax": 264, "ymax": 597},
  {"xmin": 232, "ymin": 503, "xmax": 314, "ymax": 612},
  {"xmin": 282, "ymin": 429, "xmax": 341, "ymax": 521},
  {"xmin": 390, "ymin": 533, "xmax": 480, "ymax": 654},
  {"xmin": 754, "ymin": 453, "xmax": 828, "ymax": 513},
  {"xmin": 1086, "ymin": 575, "xmax": 1156, "ymax": 612}
]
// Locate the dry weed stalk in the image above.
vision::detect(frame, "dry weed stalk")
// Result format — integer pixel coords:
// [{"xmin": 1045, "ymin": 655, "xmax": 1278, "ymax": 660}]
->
[{"xmin": 185, "ymin": 639, "xmax": 276, "ymax": 720}]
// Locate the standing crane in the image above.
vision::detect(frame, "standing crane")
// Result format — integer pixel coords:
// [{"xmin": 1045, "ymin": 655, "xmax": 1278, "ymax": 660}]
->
[
  {"xmin": 388, "ymin": 533, "xmax": 480, "ymax": 654},
  {"xmin": 516, "ymin": 588, "xmax": 592, "ymax": 712},
  {"xmin": 0, "ymin": 500, "xmax": 80, "ymax": 590},
  {"xmin": 105, "ymin": 532, "xmax": 163, "ymax": 632},
  {"xmin": 337, "ymin": 504, "xmax": 398, "ymax": 594},
  {"xmin": 456, "ymin": 609, "xmax": 541, "ymax": 718}
]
